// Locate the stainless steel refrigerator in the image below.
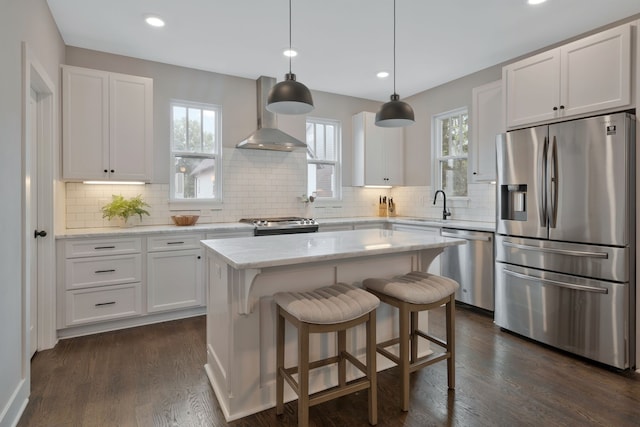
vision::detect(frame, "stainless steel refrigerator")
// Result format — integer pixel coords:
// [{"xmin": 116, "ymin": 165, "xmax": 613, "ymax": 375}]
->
[{"xmin": 495, "ymin": 112, "xmax": 635, "ymax": 369}]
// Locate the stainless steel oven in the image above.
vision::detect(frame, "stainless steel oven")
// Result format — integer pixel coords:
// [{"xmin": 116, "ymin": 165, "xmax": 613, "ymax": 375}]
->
[{"xmin": 239, "ymin": 217, "xmax": 319, "ymax": 236}]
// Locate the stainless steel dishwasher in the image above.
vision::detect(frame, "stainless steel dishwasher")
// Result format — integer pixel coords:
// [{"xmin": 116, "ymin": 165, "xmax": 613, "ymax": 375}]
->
[{"xmin": 440, "ymin": 228, "xmax": 494, "ymax": 312}]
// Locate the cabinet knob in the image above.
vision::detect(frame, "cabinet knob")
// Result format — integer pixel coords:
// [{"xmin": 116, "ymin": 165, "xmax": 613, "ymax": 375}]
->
[
  {"xmin": 110, "ymin": 169, "xmax": 115, "ymax": 173},
  {"xmin": 473, "ymin": 172, "xmax": 477, "ymax": 175},
  {"xmin": 559, "ymin": 105, "xmax": 565, "ymax": 110},
  {"xmin": 104, "ymin": 169, "xmax": 108, "ymax": 173},
  {"xmin": 197, "ymin": 256, "xmax": 201, "ymax": 259},
  {"xmin": 34, "ymin": 229, "xmax": 47, "ymax": 238},
  {"xmin": 553, "ymin": 106, "xmax": 558, "ymax": 111}
]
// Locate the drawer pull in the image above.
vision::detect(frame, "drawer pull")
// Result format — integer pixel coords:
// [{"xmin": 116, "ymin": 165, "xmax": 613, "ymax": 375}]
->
[
  {"xmin": 166, "ymin": 241, "xmax": 185, "ymax": 245},
  {"xmin": 94, "ymin": 246, "xmax": 116, "ymax": 250},
  {"xmin": 95, "ymin": 301, "xmax": 116, "ymax": 307},
  {"xmin": 95, "ymin": 269, "xmax": 116, "ymax": 274}
]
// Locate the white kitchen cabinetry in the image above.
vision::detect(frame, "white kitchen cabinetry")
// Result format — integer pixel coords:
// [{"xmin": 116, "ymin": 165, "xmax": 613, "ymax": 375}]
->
[
  {"xmin": 503, "ymin": 24, "xmax": 631, "ymax": 129},
  {"xmin": 471, "ymin": 80, "xmax": 503, "ymax": 182},
  {"xmin": 147, "ymin": 234, "xmax": 204, "ymax": 313},
  {"xmin": 59, "ymin": 237, "xmax": 143, "ymax": 327},
  {"xmin": 62, "ymin": 65, "xmax": 153, "ymax": 181},
  {"xmin": 353, "ymin": 111, "xmax": 404, "ymax": 186},
  {"xmin": 391, "ymin": 224, "xmax": 441, "ymax": 274}
]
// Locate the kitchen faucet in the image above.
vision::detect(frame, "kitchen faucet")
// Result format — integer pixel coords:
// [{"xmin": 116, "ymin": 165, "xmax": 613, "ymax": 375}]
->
[{"xmin": 433, "ymin": 190, "xmax": 451, "ymax": 220}]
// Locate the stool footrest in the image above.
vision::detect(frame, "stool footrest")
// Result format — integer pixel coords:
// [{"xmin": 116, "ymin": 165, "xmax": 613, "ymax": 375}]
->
[
  {"xmin": 309, "ymin": 378, "xmax": 371, "ymax": 407},
  {"xmin": 409, "ymin": 352, "xmax": 450, "ymax": 374}
]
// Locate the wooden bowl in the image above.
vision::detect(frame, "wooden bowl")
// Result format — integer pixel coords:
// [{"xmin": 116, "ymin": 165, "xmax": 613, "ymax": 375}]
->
[{"xmin": 171, "ymin": 215, "xmax": 199, "ymax": 226}]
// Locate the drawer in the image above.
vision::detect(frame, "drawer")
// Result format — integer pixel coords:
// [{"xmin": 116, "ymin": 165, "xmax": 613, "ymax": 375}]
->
[
  {"xmin": 65, "ymin": 254, "xmax": 142, "ymax": 289},
  {"xmin": 147, "ymin": 234, "xmax": 204, "ymax": 251},
  {"xmin": 65, "ymin": 237, "xmax": 141, "ymax": 258},
  {"xmin": 65, "ymin": 283, "xmax": 142, "ymax": 326}
]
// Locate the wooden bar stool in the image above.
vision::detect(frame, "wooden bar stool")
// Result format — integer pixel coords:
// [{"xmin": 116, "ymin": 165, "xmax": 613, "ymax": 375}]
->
[
  {"xmin": 363, "ymin": 271, "xmax": 459, "ymax": 412},
  {"xmin": 274, "ymin": 282, "xmax": 380, "ymax": 427}
]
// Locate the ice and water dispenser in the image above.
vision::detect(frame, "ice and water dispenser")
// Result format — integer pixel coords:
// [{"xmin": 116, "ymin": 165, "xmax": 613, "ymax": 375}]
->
[{"xmin": 500, "ymin": 184, "xmax": 527, "ymax": 221}]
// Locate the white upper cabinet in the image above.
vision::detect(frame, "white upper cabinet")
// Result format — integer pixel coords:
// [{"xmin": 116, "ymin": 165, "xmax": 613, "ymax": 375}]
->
[
  {"xmin": 504, "ymin": 24, "xmax": 631, "ymax": 129},
  {"xmin": 470, "ymin": 80, "xmax": 504, "ymax": 182},
  {"xmin": 62, "ymin": 65, "xmax": 153, "ymax": 181},
  {"xmin": 353, "ymin": 111, "xmax": 404, "ymax": 186}
]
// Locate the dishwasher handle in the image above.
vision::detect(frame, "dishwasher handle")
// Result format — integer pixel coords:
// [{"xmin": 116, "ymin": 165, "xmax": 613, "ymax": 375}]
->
[{"xmin": 441, "ymin": 230, "xmax": 492, "ymax": 242}]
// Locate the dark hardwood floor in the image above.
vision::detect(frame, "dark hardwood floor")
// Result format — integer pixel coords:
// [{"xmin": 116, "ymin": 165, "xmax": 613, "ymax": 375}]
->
[{"xmin": 18, "ymin": 307, "xmax": 640, "ymax": 427}]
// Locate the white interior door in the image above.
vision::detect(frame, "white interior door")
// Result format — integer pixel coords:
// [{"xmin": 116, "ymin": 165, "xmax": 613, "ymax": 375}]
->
[{"xmin": 27, "ymin": 88, "xmax": 39, "ymax": 357}]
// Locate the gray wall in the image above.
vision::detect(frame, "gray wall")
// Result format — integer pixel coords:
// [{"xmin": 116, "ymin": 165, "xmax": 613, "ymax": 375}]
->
[
  {"xmin": 0, "ymin": 0, "xmax": 65, "ymax": 425},
  {"xmin": 65, "ymin": 48, "xmax": 381, "ymax": 186}
]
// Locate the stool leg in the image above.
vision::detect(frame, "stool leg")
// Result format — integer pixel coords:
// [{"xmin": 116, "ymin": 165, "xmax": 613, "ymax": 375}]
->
[
  {"xmin": 338, "ymin": 329, "xmax": 346, "ymax": 387},
  {"xmin": 399, "ymin": 303, "xmax": 410, "ymax": 412},
  {"xmin": 367, "ymin": 310, "xmax": 378, "ymax": 425},
  {"xmin": 446, "ymin": 295, "xmax": 456, "ymax": 389},
  {"xmin": 276, "ymin": 308, "xmax": 285, "ymax": 415},
  {"xmin": 410, "ymin": 311, "xmax": 418, "ymax": 363},
  {"xmin": 298, "ymin": 323, "xmax": 310, "ymax": 427}
]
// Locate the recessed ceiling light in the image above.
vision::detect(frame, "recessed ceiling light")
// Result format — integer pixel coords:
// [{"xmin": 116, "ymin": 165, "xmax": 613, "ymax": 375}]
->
[
  {"xmin": 145, "ymin": 16, "xmax": 165, "ymax": 27},
  {"xmin": 283, "ymin": 49, "xmax": 298, "ymax": 57},
  {"xmin": 527, "ymin": 0, "xmax": 547, "ymax": 5},
  {"xmin": 377, "ymin": 71, "xmax": 389, "ymax": 79}
]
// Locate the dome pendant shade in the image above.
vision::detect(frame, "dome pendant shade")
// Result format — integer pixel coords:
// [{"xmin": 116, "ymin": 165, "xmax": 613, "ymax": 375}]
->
[
  {"xmin": 375, "ymin": 93, "xmax": 415, "ymax": 127},
  {"xmin": 266, "ymin": 73, "xmax": 314, "ymax": 115}
]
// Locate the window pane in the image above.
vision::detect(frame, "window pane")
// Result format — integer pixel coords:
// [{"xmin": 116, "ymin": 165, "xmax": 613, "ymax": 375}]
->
[
  {"xmin": 306, "ymin": 123, "xmax": 316, "ymax": 159},
  {"xmin": 172, "ymin": 106, "xmax": 187, "ymax": 150},
  {"xmin": 461, "ymin": 113, "xmax": 469, "ymax": 154},
  {"xmin": 173, "ymin": 156, "xmax": 217, "ymax": 199},
  {"xmin": 202, "ymin": 110, "xmax": 216, "ymax": 153},
  {"xmin": 441, "ymin": 118, "xmax": 450, "ymax": 156},
  {"xmin": 186, "ymin": 108, "xmax": 202, "ymax": 151},
  {"xmin": 315, "ymin": 125, "xmax": 325, "ymax": 159},
  {"xmin": 308, "ymin": 163, "xmax": 335, "ymax": 198},
  {"xmin": 325, "ymin": 125, "xmax": 335, "ymax": 160},
  {"xmin": 440, "ymin": 158, "xmax": 468, "ymax": 197}
]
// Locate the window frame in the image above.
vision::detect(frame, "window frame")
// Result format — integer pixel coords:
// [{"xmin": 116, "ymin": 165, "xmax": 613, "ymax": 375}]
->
[
  {"xmin": 169, "ymin": 99, "xmax": 223, "ymax": 209},
  {"xmin": 431, "ymin": 106, "xmax": 469, "ymax": 199},
  {"xmin": 306, "ymin": 117, "xmax": 342, "ymax": 202}
]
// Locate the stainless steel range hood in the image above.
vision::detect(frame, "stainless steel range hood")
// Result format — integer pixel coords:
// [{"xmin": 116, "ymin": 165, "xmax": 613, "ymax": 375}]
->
[{"xmin": 236, "ymin": 76, "xmax": 307, "ymax": 151}]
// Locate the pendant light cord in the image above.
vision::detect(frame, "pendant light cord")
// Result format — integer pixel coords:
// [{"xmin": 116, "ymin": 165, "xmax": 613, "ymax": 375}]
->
[
  {"xmin": 288, "ymin": 0, "xmax": 292, "ymax": 74},
  {"xmin": 393, "ymin": 0, "xmax": 397, "ymax": 95}
]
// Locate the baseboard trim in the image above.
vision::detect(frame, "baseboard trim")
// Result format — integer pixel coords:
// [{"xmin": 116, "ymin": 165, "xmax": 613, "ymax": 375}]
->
[{"xmin": 0, "ymin": 379, "xmax": 28, "ymax": 427}]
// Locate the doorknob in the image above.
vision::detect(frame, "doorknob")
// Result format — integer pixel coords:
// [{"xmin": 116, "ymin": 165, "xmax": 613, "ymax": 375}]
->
[{"xmin": 34, "ymin": 230, "xmax": 47, "ymax": 238}]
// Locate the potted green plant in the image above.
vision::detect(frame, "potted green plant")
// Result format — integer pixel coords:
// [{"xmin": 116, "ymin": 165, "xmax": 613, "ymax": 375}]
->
[{"xmin": 101, "ymin": 194, "xmax": 150, "ymax": 227}]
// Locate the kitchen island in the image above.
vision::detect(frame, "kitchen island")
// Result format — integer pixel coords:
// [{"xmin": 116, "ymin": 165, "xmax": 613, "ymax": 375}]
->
[{"xmin": 201, "ymin": 228, "xmax": 464, "ymax": 421}]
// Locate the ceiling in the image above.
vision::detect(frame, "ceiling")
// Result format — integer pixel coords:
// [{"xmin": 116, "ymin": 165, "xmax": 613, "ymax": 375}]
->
[{"xmin": 47, "ymin": 0, "xmax": 640, "ymax": 102}]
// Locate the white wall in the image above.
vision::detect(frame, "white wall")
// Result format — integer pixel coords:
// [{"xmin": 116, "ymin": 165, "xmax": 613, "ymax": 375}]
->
[{"xmin": 0, "ymin": 2, "xmax": 64, "ymax": 426}]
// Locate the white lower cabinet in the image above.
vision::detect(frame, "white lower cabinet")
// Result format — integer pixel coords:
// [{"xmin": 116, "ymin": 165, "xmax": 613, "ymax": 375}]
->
[
  {"xmin": 58, "ymin": 236, "xmax": 143, "ymax": 328},
  {"xmin": 147, "ymin": 248, "xmax": 203, "ymax": 313},
  {"xmin": 58, "ymin": 232, "xmax": 211, "ymax": 333},
  {"xmin": 66, "ymin": 283, "xmax": 142, "ymax": 326}
]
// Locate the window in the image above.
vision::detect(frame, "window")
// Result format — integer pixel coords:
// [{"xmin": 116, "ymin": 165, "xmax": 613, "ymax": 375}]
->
[
  {"xmin": 170, "ymin": 100, "xmax": 222, "ymax": 205},
  {"xmin": 433, "ymin": 107, "xmax": 468, "ymax": 197},
  {"xmin": 306, "ymin": 118, "xmax": 341, "ymax": 200}
]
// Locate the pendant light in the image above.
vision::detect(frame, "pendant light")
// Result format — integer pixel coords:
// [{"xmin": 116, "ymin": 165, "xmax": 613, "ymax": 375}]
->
[
  {"xmin": 375, "ymin": 0, "xmax": 415, "ymax": 127},
  {"xmin": 266, "ymin": 0, "xmax": 314, "ymax": 115}
]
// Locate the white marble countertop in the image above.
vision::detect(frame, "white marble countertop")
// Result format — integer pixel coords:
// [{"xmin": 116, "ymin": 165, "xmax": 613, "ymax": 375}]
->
[
  {"xmin": 56, "ymin": 216, "xmax": 495, "ymax": 239},
  {"xmin": 201, "ymin": 228, "xmax": 465, "ymax": 270}
]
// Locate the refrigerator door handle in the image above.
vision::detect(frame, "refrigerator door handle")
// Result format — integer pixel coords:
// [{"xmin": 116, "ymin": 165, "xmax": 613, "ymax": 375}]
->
[
  {"xmin": 548, "ymin": 135, "xmax": 559, "ymax": 228},
  {"xmin": 502, "ymin": 241, "xmax": 609, "ymax": 258},
  {"xmin": 538, "ymin": 136, "xmax": 548, "ymax": 227},
  {"xmin": 503, "ymin": 269, "xmax": 609, "ymax": 294}
]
